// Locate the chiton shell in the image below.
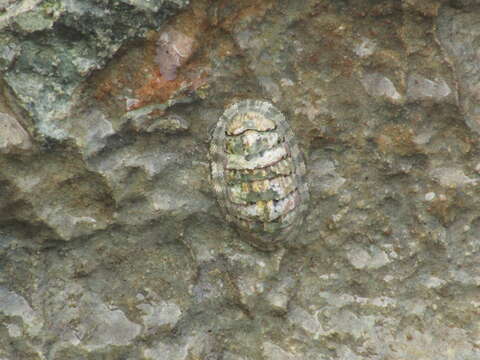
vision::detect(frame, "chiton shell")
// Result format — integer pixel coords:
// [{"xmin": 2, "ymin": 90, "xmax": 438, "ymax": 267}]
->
[{"xmin": 210, "ymin": 100, "xmax": 309, "ymax": 250}]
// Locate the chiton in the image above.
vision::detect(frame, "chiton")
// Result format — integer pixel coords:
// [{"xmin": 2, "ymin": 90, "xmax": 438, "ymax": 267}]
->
[{"xmin": 210, "ymin": 100, "xmax": 309, "ymax": 250}]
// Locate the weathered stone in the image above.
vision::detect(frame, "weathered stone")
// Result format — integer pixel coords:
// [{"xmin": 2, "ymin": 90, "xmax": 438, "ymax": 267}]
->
[
  {"xmin": 1, "ymin": 0, "xmax": 480, "ymax": 358},
  {"xmin": 436, "ymin": 6, "xmax": 480, "ymax": 134},
  {"xmin": 137, "ymin": 300, "xmax": 182, "ymax": 331},
  {"xmin": 361, "ymin": 73, "xmax": 404, "ymax": 103},
  {"xmin": 0, "ymin": 112, "xmax": 32, "ymax": 153},
  {"xmin": 0, "ymin": 286, "xmax": 43, "ymax": 337},
  {"xmin": 0, "ymin": 0, "xmax": 190, "ymax": 141},
  {"xmin": 430, "ymin": 167, "xmax": 478, "ymax": 188},
  {"xmin": 354, "ymin": 37, "xmax": 377, "ymax": 58},
  {"xmin": 407, "ymin": 74, "xmax": 453, "ymax": 102}
]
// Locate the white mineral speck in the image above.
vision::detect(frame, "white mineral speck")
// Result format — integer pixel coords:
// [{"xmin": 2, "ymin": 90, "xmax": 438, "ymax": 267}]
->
[
  {"xmin": 137, "ymin": 301, "xmax": 182, "ymax": 330},
  {"xmin": 422, "ymin": 276, "xmax": 446, "ymax": 289},
  {"xmin": 425, "ymin": 192, "xmax": 436, "ymax": 201},
  {"xmin": 407, "ymin": 74, "xmax": 451, "ymax": 101},
  {"xmin": 384, "ymin": 275, "xmax": 394, "ymax": 282},
  {"xmin": 475, "ymin": 163, "xmax": 480, "ymax": 173},
  {"xmin": 156, "ymin": 28, "xmax": 194, "ymax": 80},
  {"xmin": 126, "ymin": 97, "xmax": 140, "ymax": 109},
  {"xmin": 347, "ymin": 246, "xmax": 390, "ymax": 270},
  {"xmin": 262, "ymin": 342, "xmax": 296, "ymax": 360},
  {"xmin": 354, "ymin": 38, "xmax": 376, "ymax": 57},
  {"xmin": 347, "ymin": 249, "xmax": 371, "ymax": 269},
  {"xmin": 144, "ymin": 341, "xmax": 188, "ymax": 360},
  {"xmin": 0, "ymin": 286, "xmax": 42, "ymax": 336},
  {"xmin": 83, "ymin": 112, "xmax": 115, "ymax": 156},
  {"xmin": 0, "ymin": 112, "xmax": 32, "ymax": 153},
  {"xmin": 287, "ymin": 306, "xmax": 323, "ymax": 336},
  {"xmin": 430, "ymin": 167, "xmax": 478, "ymax": 188},
  {"xmin": 280, "ymin": 78, "xmax": 294, "ymax": 87},
  {"xmin": 361, "ymin": 73, "xmax": 402, "ymax": 102},
  {"xmin": 6, "ymin": 323, "xmax": 22, "ymax": 337},
  {"xmin": 413, "ymin": 130, "xmax": 434, "ymax": 145}
]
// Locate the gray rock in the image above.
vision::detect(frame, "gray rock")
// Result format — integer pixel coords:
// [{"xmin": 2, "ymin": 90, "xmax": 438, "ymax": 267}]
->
[
  {"xmin": 262, "ymin": 342, "xmax": 296, "ymax": 360},
  {"xmin": 0, "ymin": 0, "xmax": 189, "ymax": 140},
  {"xmin": 309, "ymin": 159, "xmax": 346, "ymax": 196},
  {"xmin": 2, "ymin": 0, "xmax": 480, "ymax": 358},
  {"xmin": 430, "ymin": 167, "xmax": 478, "ymax": 188},
  {"xmin": 361, "ymin": 73, "xmax": 404, "ymax": 103},
  {"xmin": 264, "ymin": 276, "xmax": 296, "ymax": 312},
  {"xmin": 346, "ymin": 245, "xmax": 390, "ymax": 270},
  {"xmin": 46, "ymin": 283, "xmax": 141, "ymax": 352},
  {"xmin": 0, "ymin": 286, "xmax": 43, "ymax": 336},
  {"xmin": 0, "ymin": 35, "xmax": 19, "ymax": 71},
  {"xmin": 137, "ymin": 300, "xmax": 182, "ymax": 331},
  {"xmin": 354, "ymin": 37, "xmax": 377, "ymax": 58},
  {"xmin": 436, "ymin": 6, "xmax": 480, "ymax": 134},
  {"xmin": 407, "ymin": 74, "xmax": 453, "ymax": 102}
]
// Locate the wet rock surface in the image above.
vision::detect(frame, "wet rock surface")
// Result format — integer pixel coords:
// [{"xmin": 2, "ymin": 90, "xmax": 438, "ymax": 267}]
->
[{"xmin": 1, "ymin": 0, "xmax": 480, "ymax": 359}]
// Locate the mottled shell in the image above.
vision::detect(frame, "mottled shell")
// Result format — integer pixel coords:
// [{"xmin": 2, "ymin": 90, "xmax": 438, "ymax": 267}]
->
[{"xmin": 210, "ymin": 100, "xmax": 309, "ymax": 250}]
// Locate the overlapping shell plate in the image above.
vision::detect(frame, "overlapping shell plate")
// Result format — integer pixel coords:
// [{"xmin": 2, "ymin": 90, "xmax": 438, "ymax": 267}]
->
[{"xmin": 210, "ymin": 100, "xmax": 309, "ymax": 250}]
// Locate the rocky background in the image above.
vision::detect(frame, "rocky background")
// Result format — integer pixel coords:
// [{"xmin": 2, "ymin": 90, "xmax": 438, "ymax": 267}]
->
[{"xmin": 1, "ymin": 0, "xmax": 480, "ymax": 358}]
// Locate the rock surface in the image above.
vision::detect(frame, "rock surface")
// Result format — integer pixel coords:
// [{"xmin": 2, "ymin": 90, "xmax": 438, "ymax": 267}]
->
[{"xmin": 1, "ymin": 0, "xmax": 480, "ymax": 359}]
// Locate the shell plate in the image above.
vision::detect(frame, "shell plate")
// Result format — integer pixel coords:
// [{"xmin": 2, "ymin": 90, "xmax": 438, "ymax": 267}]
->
[{"xmin": 210, "ymin": 100, "xmax": 309, "ymax": 250}]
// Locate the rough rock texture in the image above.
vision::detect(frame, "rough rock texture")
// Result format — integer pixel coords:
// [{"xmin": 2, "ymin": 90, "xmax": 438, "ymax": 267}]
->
[
  {"xmin": 436, "ymin": 5, "xmax": 480, "ymax": 135},
  {"xmin": 1, "ymin": 0, "xmax": 480, "ymax": 359},
  {"xmin": 0, "ymin": 0, "xmax": 188, "ymax": 138}
]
